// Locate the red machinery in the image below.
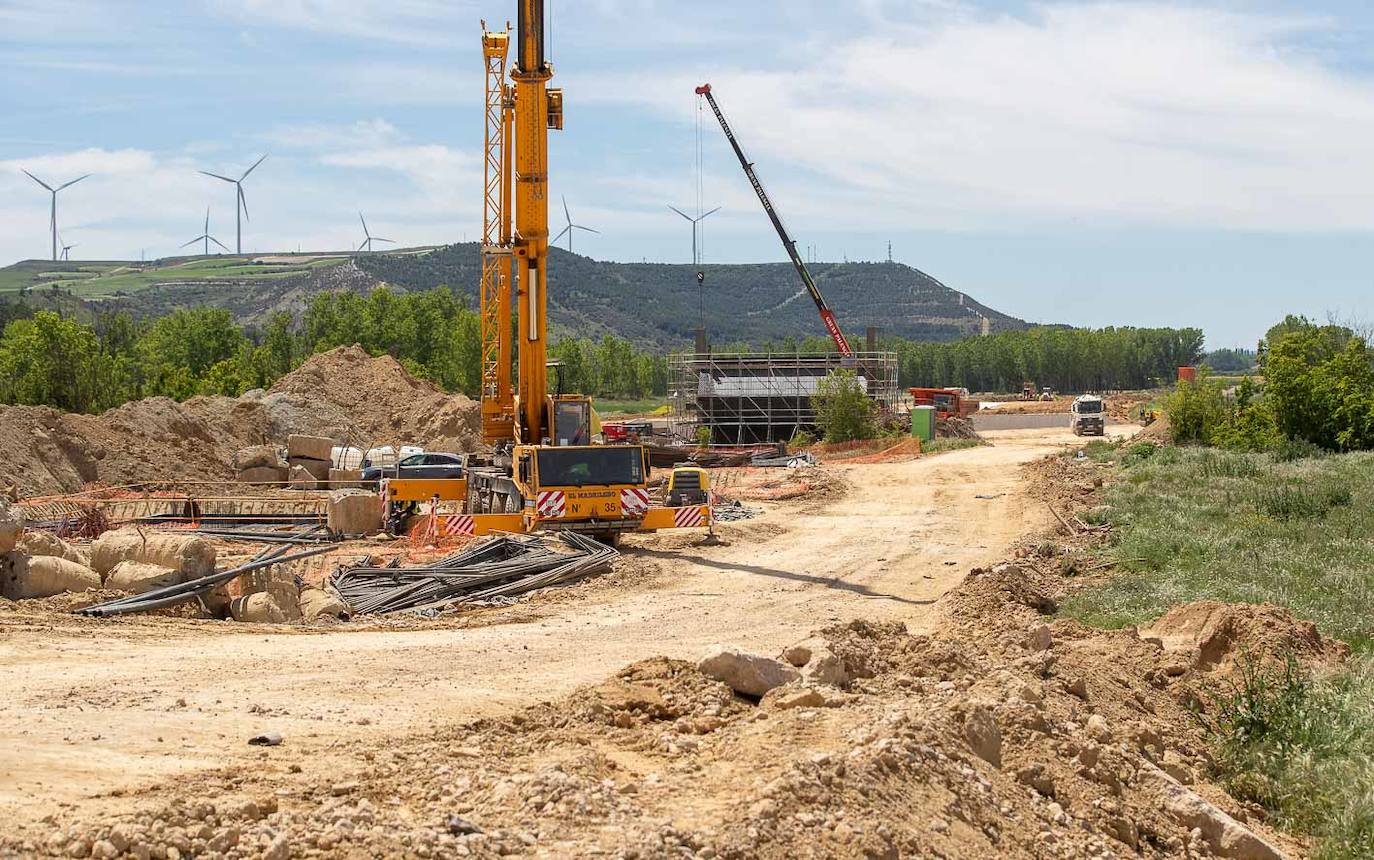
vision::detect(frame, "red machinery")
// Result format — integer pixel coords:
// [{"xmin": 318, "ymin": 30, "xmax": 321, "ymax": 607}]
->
[{"xmin": 909, "ymin": 387, "xmax": 978, "ymax": 418}]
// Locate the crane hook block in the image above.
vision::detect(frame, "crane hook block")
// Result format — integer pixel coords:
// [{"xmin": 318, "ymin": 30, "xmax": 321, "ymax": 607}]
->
[{"xmin": 694, "ymin": 83, "xmax": 712, "ymax": 95}]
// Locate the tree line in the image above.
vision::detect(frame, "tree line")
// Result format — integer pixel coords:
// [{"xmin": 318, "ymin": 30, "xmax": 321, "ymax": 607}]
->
[
  {"xmin": 896, "ymin": 326, "xmax": 1204, "ymax": 392},
  {"xmin": 0, "ymin": 286, "xmax": 670, "ymax": 415}
]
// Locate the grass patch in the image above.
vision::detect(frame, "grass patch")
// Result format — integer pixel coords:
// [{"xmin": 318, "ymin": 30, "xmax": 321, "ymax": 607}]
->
[
  {"xmin": 1061, "ymin": 446, "xmax": 1374, "ymax": 856},
  {"xmin": 1201, "ymin": 655, "xmax": 1374, "ymax": 859},
  {"xmin": 922, "ymin": 438, "xmax": 985, "ymax": 455},
  {"xmin": 1059, "ymin": 448, "xmax": 1374, "ymax": 651},
  {"xmin": 595, "ymin": 398, "xmax": 666, "ymax": 417}
]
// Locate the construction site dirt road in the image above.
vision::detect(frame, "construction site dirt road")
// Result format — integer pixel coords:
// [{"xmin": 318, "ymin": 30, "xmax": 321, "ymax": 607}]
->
[{"xmin": 0, "ymin": 425, "xmax": 1128, "ymax": 832}]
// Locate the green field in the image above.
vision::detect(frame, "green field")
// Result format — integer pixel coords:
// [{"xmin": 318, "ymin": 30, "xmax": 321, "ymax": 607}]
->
[{"xmin": 0, "ymin": 254, "xmax": 351, "ymax": 299}]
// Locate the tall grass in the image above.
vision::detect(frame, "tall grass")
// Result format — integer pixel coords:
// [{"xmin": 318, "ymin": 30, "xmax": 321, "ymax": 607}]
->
[
  {"xmin": 1060, "ymin": 449, "xmax": 1374, "ymax": 651},
  {"xmin": 1203, "ymin": 657, "xmax": 1374, "ymax": 860},
  {"xmin": 1061, "ymin": 446, "xmax": 1374, "ymax": 857}
]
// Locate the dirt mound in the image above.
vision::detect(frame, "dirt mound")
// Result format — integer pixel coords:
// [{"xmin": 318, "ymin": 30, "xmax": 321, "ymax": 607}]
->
[
  {"xmin": 1144, "ymin": 600, "xmax": 1350, "ymax": 673},
  {"xmin": 10, "ymin": 608, "xmax": 1301, "ymax": 858},
  {"xmin": 1133, "ymin": 413, "xmax": 1172, "ymax": 443},
  {"xmin": 257, "ymin": 345, "xmax": 479, "ymax": 452},
  {"xmin": 2, "ymin": 345, "xmax": 481, "ymax": 499}
]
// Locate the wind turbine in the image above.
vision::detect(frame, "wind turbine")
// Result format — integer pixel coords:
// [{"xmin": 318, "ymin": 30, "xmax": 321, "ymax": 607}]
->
[
  {"xmin": 181, "ymin": 207, "xmax": 230, "ymax": 256},
  {"xmin": 57, "ymin": 233, "xmax": 77, "ymax": 262},
  {"xmin": 22, "ymin": 170, "xmax": 90, "ymax": 262},
  {"xmin": 356, "ymin": 212, "xmax": 395, "ymax": 253},
  {"xmin": 552, "ymin": 196, "xmax": 599, "ymax": 253},
  {"xmin": 199, "ymin": 154, "xmax": 266, "ymax": 254},
  {"xmin": 668, "ymin": 203, "xmax": 721, "ymax": 329}
]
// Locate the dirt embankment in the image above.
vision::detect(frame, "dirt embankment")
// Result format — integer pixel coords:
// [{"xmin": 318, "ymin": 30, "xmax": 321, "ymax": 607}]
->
[{"xmin": 0, "ymin": 346, "xmax": 479, "ymax": 498}]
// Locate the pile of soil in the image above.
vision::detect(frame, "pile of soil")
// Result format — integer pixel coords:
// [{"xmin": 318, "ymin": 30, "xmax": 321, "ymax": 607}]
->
[
  {"xmin": 0, "ymin": 345, "xmax": 480, "ymax": 498},
  {"xmin": 252, "ymin": 345, "xmax": 480, "ymax": 454}
]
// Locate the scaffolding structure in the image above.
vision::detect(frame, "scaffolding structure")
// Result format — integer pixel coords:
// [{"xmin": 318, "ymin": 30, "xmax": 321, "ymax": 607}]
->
[{"xmin": 669, "ymin": 351, "xmax": 899, "ymax": 444}]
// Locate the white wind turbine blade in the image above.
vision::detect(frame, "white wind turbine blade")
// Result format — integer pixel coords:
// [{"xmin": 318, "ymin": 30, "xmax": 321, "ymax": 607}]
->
[
  {"xmin": 553, "ymin": 224, "xmax": 571, "ymax": 243},
  {"xmin": 22, "ymin": 170, "xmax": 53, "ymax": 192},
  {"xmin": 374, "ymin": 237, "xmax": 396, "ymax": 244},
  {"xmin": 238, "ymin": 184, "xmax": 249, "ymax": 222},
  {"xmin": 57, "ymin": 174, "xmax": 91, "ymax": 191},
  {"xmin": 357, "ymin": 238, "xmax": 370, "ymax": 252},
  {"xmin": 239, "ymin": 154, "xmax": 268, "ymax": 181},
  {"xmin": 562, "ymin": 195, "xmax": 571, "ymax": 227},
  {"xmin": 573, "ymin": 224, "xmax": 599, "ymax": 234},
  {"xmin": 209, "ymin": 236, "xmax": 231, "ymax": 252},
  {"xmin": 359, "ymin": 212, "xmax": 370, "ymax": 238},
  {"xmin": 200, "ymin": 170, "xmax": 236, "ymax": 184},
  {"xmin": 699, "ymin": 206, "xmax": 722, "ymax": 220},
  {"xmin": 204, "ymin": 207, "xmax": 210, "ymax": 233},
  {"xmin": 667, "ymin": 205, "xmax": 693, "ymax": 222}
]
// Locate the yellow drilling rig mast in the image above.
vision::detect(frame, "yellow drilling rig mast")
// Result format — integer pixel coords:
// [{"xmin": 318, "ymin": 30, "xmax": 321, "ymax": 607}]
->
[{"xmin": 458, "ymin": 2, "xmax": 710, "ymax": 543}]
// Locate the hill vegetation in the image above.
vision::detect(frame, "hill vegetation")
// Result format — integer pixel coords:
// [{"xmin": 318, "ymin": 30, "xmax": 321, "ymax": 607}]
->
[{"xmin": 0, "ymin": 243, "xmax": 1027, "ymax": 349}]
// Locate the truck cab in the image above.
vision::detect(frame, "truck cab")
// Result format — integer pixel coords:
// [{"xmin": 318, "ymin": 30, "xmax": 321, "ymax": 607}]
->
[
  {"xmin": 467, "ymin": 395, "xmax": 656, "ymax": 544},
  {"xmin": 1071, "ymin": 395, "xmax": 1106, "ymax": 436}
]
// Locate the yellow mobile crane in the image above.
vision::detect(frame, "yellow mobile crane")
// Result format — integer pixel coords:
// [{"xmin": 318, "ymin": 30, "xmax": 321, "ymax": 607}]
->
[{"xmin": 398, "ymin": 1, "xmax": 707, "ymax": 544}]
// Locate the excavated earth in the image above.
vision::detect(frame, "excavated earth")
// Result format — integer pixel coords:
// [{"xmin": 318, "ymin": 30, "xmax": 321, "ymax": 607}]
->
[
  {"xmin": 0, "ymin": 422, "xmax": 1338, "ymax": 858},
  {"xmin": 0, "ymin": 346, "xmax": 480, "ymax": 498}
]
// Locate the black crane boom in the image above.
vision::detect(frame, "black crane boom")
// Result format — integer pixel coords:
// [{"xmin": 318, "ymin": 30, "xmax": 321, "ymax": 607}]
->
[{"xmin": 695, "ymin": 82, "xmax": 853, "ymax": 356}]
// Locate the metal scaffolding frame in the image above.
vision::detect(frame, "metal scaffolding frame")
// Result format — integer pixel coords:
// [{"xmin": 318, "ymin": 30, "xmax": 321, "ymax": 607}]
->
[{"xmin": 669, "ymin": 351, "xmax": 899, "ymax": 444}]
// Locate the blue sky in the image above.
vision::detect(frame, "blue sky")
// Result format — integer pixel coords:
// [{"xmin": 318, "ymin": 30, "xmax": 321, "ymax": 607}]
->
[{"xmin": 4, "ymin": 1, "xmax": 1374, "ymax": 348}]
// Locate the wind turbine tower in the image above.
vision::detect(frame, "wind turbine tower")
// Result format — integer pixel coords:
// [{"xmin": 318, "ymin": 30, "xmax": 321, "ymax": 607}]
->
[
  {"xmin": 553, "ymin": 196, "xmax": 599, "ymax": 253},
  {"xmin": 668, "ymin": 202, "xmax": 721, "ymax": 329},
  {"xmin": 22, "ymin": 170, "xmax": 90, "ymax": 262},
  {"xmin": 199, "ymin": 155, "xmax": 266, "ymax": 254}
]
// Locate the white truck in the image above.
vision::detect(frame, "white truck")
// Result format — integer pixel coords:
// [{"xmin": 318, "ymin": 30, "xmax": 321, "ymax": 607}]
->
[{"xmin": 1071, "ymin": 395, "xmax": 1106, "ymax": 436}]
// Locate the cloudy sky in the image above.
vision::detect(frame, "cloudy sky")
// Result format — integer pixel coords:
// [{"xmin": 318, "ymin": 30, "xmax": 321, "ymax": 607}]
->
[{"xmin": 4, "ymin": 0, "xmax": 1374, "ymax": 347}]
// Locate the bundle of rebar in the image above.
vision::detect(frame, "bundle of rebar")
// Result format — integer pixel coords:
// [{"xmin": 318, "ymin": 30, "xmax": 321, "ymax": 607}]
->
[{"xmin": 331, "ymin": 532, "xmax": 618, "ymax": 615}]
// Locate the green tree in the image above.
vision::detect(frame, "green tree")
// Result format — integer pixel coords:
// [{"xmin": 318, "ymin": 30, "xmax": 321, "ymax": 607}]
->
[
  {"xmin": 0, "ymin": 312, "xmax": 116, "ymax": 413},
  {"xmin": 813, "ymin": 368, "xmax": 876, "ymax": 442}
]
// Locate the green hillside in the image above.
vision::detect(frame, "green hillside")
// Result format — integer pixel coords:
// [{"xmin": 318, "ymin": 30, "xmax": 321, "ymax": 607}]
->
[{"xmin": 0, "ymin": 244, "xmax": 1026, "ymax": 347}]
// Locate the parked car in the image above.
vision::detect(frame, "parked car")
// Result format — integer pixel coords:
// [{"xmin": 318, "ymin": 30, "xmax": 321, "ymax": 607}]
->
[{"xmin": 361, "ymin": 452, "xmax": 465, "ymax": 483}]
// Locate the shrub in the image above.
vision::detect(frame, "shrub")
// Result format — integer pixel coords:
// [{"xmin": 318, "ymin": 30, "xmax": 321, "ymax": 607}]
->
[{"xmin": 813, "ymin": 368, "xmax": 877, "ymax": 442}]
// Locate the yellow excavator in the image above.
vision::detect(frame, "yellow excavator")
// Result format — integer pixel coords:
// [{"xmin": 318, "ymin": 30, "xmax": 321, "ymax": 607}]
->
[{"xmin": 385, "ymin": 1, "xmax": 709, "ymax": 544}]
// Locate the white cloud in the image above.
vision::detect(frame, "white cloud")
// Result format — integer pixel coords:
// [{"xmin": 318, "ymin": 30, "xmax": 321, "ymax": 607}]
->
[
  {"xmin": 591, "ymin": 3, "xmax": 1374, "ymax": 232},
  {"xmin": 207, "ymin": 0, "xmax": 477, "ymax": 45}
]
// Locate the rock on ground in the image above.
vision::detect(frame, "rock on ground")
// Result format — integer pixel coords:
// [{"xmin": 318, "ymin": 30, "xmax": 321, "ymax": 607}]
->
[
  {"xmin": 105, "ymin": 561, "xmax": 182, "ymax": 595},
  {"xmin": 1, "ymin": 554, "xmax": 101, "ymax": 599},
  {"xmin": 0, "ymin": 499, "xmax": 23, "ymax": 553},
  {"xmin": 229, "ymin": 592, "xmax": 287, "ymax": 624},
  {"xmin": 90, "ymin": 530, "xmax": 216, "ymax": 580},
  {"xmin": 698, "ymin": 645, "xmax": 800, "ymax": 697},
  {"xmin": 17, "ymin": 531, "xmax": 89, "ymax": 566}
]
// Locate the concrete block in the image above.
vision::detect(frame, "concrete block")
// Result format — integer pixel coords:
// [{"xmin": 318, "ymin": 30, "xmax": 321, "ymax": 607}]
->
[
  {"xmin": 329, "ymin": 468, "xmax": 367, "ymax": 489},
  {"xmin": 287, "ymin": 456, "xmax": 332, "ymax": 481},
  {"xmin": 287, "ymin": 434, "xmax": 336, "ymax": 462},
  {"xmin": 288, "ymin": 465, "xmax": 324, "ymax": 490},
  {"xmin": 238, "ymin": 465, "xmax": 288, "ymax": 485},
  {"xmin": 327, "ymin": 489, "xmax": 383, "ymax": 537}
]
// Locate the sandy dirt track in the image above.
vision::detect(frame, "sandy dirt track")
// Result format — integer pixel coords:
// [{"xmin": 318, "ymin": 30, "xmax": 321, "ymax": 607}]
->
[{"xmin": 0, "ymin": 425, "xmax": 1128, "ymax": 826}]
